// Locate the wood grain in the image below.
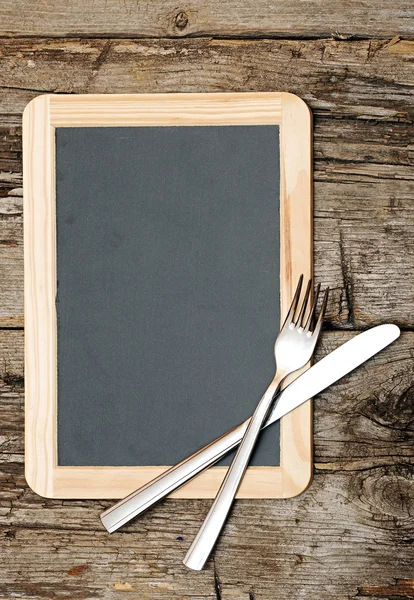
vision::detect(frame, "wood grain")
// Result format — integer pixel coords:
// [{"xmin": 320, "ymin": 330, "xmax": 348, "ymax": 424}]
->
[
  {"xmin": 1, "ymin": 38, "xmax": 414, "ymax": 124},
  {"xmin": 0, "ymin": 329, "xmax": 412, "ymax": 599},
  {"xmin": 0, "ymin": 0, "xmax": 413, "ymax": 39},
  {"xmin": 0, "ymin": 4, "xmax": 413, "ymax": 594},
  {"xmin": 0, "ymin": 190, "xmax": 23, "ymax": 327},
  {"xmin": 279, "ymin": 93, "xmax": 313, "ymax": 497},
  {"xmin": 48, "ymin": 92, "xmax": 283, "ymax": 125}
]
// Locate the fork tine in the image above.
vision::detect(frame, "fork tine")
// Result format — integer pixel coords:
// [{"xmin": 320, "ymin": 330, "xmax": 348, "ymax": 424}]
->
[
  {"xmin": 282, "ymin": 275, "xmax": 303, "ymax": 327},
  {"xmin": 295, "ymin": 279, "xmax": 312, "ymax": 327},
  {"xmin": 311, "ymin": 287, "xmax": 329, "ymax": 338},
  {"xmin": 303, "ymin": 283, "xmax": 321, "ymax": 332}
]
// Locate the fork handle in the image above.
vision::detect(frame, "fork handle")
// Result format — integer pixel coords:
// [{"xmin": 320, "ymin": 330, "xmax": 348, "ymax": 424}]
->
[
  {"xmin": 183, "ymin": 373, "xmax": 284, "ymax": 571},
  {"xmin": 101, "ymin": 418, "xmax": 250, "ymax": 533}
]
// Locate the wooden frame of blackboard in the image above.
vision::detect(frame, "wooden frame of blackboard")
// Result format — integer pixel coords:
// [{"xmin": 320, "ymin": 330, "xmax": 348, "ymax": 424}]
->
[{"xmin": 23, "ymin": 92, "xmax": 312, "ymax": 499}]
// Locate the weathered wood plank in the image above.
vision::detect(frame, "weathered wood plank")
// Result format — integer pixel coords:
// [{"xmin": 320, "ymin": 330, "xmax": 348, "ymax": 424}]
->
[
  {"xmin": 1, "ymin": 38, "xmax": 413, "ymax": 124},
  {"xmin": 0, "ymin": 190, "xmax": 23, "ymax": 328},
  {"xmin": 313, "ymin": 331, "xmax": 414, "ymax": 467},
  {"xmin": 0, "ymin": 329, "xmax": 24, "ymax": 455},
  {"xmin": 315, "ymin": 178, "xmax": 414, "ymax": 328},
  {"xmin": 0, "ymin": 0, "xmax": 413, "ymax": 39},
  {"xmin": 0, "ymin": 125, "xmax": 21, "ymax": 180},
  {"xmin": 0, "ymin": 330, "xmax": 412, "ymax": 599},
  {"xmin": 0, "ymin": 329, "xmax": 23, "ymax": 385},
  {"xmin": 314, "ymin": 119, "xmax": 414, "ymax": 182}
]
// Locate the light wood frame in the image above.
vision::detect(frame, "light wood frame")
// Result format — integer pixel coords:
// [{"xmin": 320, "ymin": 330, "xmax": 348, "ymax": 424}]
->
[{"xmin": 23, "ymin": 92, "xmax": 312, "ymax": 499}]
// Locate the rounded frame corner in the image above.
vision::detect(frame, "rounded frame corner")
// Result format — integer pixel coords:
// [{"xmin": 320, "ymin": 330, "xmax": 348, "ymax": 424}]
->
[
  {"xmin": 22, "ymin": 94, "xmax": 51, "ymax": 124},
  {"xmin": 281, "ymin": 92, "xmax": 312, "ymax": 121},
  {"xmin": 282, "ymin": 464, "xmax": 313, "ymax": 499},
  {"xmin": 24, "ymin": 465, "xmax": 54, "ymax": 499}
]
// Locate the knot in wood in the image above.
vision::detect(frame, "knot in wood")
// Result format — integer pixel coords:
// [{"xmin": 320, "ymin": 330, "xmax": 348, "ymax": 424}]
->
[
  {"xmin": 362, "ymin": 465, "xmax": 414, "ymax": 521},
  {"xmin": 175, "ymin": 11, "xmax": 189, "ymax": 29}
]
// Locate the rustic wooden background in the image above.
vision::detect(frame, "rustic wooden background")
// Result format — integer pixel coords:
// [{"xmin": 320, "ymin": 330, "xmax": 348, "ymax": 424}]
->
[{"xmin": 0, "ymin": 2, "xmax": 413, "ymax": 598}]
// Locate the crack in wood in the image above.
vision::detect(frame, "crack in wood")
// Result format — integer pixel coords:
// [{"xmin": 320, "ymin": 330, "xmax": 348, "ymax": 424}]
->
[
  {"xmin": 315, "ymin": 461, "xmax": 413, "ymax": 473},
  {"xmin": 82, "ymin": 40, "xmax": 114, "ymax": 91},
  {"xmin": 213, "ymin": 563, "xmax": 222, "ymax": 600},
  {"xmin": 2, "ymin": 373, "xmax": 24, "ymax": 388},
  {"xmin": 92, "ymin": 40, "xmax": 113, "ymax": 71},
  {"xmin": 338, "ymin": 228, "xmax": 355, "ymax": 327}
]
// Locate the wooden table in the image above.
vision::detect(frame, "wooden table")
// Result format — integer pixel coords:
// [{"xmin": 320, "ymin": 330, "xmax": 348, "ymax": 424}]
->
[{"xmin": 0, "ymin": 3, "xmax": 413, "ymax": 598}]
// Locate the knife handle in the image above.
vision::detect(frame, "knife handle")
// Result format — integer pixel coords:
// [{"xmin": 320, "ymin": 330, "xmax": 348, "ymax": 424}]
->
[{"xmin": 100, "ymin": 418, "xmax": 251, "ymax": 533}]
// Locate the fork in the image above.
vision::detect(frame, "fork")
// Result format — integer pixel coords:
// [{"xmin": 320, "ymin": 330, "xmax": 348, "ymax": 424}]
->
[{"xmin": 183, "ymin": 276, "xmax": 329, "ymax": 570}]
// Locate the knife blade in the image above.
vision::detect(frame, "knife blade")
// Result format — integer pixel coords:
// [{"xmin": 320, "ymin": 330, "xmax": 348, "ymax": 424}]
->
[{"xmin": 101, "ymin": 323, "xmax": 400, "ymax": 533}]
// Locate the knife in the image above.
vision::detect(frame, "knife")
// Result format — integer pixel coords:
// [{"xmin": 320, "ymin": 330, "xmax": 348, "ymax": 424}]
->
[{"xmin": 101, "ymin": 323, "xmax": 400, "ymax": 533}]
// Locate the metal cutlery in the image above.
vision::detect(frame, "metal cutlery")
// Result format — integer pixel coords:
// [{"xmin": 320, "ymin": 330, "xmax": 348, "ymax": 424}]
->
[
  {"xmin": 100, "ymin": 323, "xmax": 400, "ymax": 534},
  {"xmin": 183, "ymin": 276, "xmax": 329, "ymax": 570}
]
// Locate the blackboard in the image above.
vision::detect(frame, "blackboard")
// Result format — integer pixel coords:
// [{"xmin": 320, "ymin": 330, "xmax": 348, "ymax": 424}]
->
[
  {"xmin": 24, "ymin": 92, "xmax": 312, "ymax": 499},
  {"xmin": 56, "ymin": 125, "xmax": 280, "ymax": 468}
]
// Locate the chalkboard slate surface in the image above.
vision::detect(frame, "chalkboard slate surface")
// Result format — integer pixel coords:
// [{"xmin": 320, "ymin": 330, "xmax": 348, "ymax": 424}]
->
[{"xmin": 56, "ymin": 125, "xmax": 280, "ymax": 467}]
